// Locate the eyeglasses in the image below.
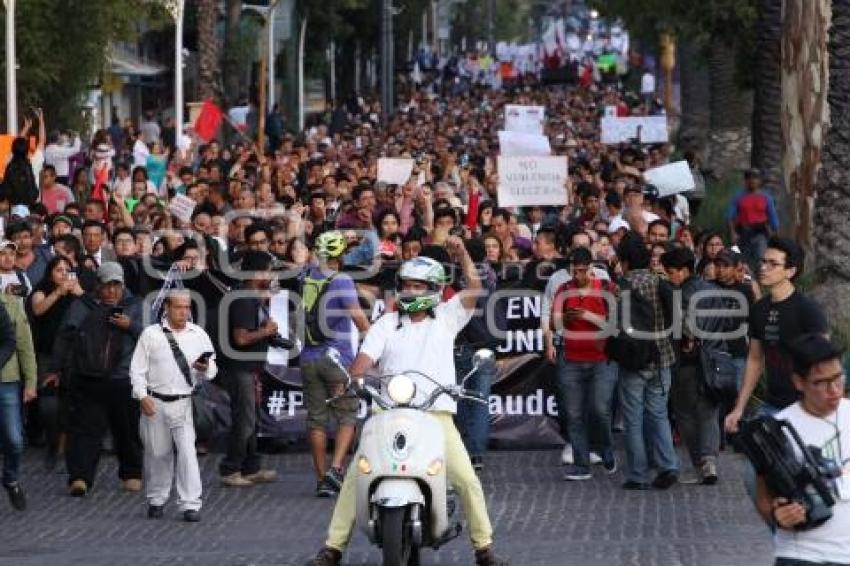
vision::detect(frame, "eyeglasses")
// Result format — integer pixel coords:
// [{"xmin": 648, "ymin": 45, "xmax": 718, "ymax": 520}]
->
[
  {"xmin": 807, "ymin": 372, "xmax": 846, "ymax": 391},
  {"xmin": 759, "ymin": 258, "xmax": 786, "ymax": 270}
]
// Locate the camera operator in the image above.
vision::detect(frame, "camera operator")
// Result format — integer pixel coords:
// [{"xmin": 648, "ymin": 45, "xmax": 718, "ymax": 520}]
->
[{"xmin": 755, "ymin": 333, "xmax": 850, "ymax": 565}]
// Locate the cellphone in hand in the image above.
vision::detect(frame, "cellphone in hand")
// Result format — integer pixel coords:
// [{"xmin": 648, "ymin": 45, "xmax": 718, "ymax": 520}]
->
[
  {"xmin": 196, "ymin": 351, "xmax": 214, "ymax": 364},
  {"xmin": 110, "ymin": 307, "xmax": 123, "ymax": 317}
]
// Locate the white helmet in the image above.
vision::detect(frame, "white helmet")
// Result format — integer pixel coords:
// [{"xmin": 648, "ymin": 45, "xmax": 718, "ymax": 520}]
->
[{"xmin": 396, "ymin": 257, "xmax": 449, "ymax": 314}]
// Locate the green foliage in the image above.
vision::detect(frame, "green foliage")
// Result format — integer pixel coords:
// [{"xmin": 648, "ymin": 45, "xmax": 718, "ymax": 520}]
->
[
  {"xmin": 452, "ymin": 0, "xmax": 534, "ymax": 46},
  {"xmin": 0, "ymin": 0, "xmax": 169, "ymax": 131},
  {"xmin": 693, "ymin": 175, "xmax": 739, "ymax": 235}
]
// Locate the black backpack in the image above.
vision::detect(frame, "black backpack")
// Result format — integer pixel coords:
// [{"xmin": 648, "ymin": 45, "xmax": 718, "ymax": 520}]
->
[
  {"xmin": 73, "ymin": 304, "xmax": 123, "ymax": 378},
  {"xmin": 0, "ymin": 157, "xmax": 38, "ymax": 206},
  {"xmin": 605, "ymin": 277, "xmax": 660, "ymax": 371}
]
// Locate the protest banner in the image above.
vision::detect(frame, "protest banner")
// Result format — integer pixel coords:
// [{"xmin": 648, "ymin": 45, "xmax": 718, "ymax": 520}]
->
[
  {"xmin": 167, "ymin": 194, "xmax": 197, "ymax": 223},
  {"xmin": 600, "ymin": 116, "xmax": 668, "ymax": 144},
  {"xmin": 643, "ymin": 160, "xmax": 696, "ymax": 197},
  {"xmin": 497, "ymin": 155, "xmax": 568, "ymax": 207},
  {"xmin": 498, "ymin": 130, "xmax": 551, "ymax": 157},
  {"xmin": 504, "ymin": 104, "xmax": 546, "ymax": 134},
  {"xmin": 377, "ymin": 158, "xmax": 414, "ymax": 186}
]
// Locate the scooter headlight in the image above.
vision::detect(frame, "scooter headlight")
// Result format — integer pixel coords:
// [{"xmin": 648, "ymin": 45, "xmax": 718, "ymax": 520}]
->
[{"xmin": 386, "ymin": 374, "xmax": 416, "ymax": 405}]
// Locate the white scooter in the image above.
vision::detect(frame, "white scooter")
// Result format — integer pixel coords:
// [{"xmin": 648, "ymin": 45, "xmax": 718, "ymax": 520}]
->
[{"xmin": 328, "ymin": 349, "xmax": 495, "ymax": 566}]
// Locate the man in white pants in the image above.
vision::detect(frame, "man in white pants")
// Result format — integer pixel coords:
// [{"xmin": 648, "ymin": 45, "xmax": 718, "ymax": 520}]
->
[{"xmin": 130, "ymin": 291, "xmax": 216, "ymax": 522}]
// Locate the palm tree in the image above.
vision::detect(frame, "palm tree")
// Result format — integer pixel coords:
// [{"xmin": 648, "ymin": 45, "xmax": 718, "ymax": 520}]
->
[
  {"xmin": 678, "ymin": 37, "xmax": 711, "ymax": 163},
  {"xmin": 813, "ymin": 0, "xmax": 850, "ymax": 333},
  {"xmin": 751, "ymin": 0, "xmax": 783, "ymax": 206},
  {"xmin": 223, "ymin": 0, "xmax": 243, "ymax": 103},
  {"xmin": 196, "ymin": 0, "xmax": 222, "ymax": 101}
]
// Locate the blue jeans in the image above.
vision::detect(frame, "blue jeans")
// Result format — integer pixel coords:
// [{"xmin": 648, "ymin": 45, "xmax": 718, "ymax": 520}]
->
[
  {"xmin": 559, "ymin": 360, "xmax": 617, "ymax": 467},
  {"xmin": 0, "ymin": 382, "xmax": 24, "ymax": 486},
  {"xmin": 620, "ymin": 367, "xmax": 679, "ymax": 483},
  {"xmin": 455, "ymin": 345, "xmax": 494, "ymax": 457}
]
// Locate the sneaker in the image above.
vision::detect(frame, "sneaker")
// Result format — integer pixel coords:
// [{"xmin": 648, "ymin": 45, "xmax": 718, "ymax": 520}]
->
[
  {"xmin": 323, "ymin": 467, "xmax": 344, "ymax": 491},
  {"xmin": 183, "ymin": 509, "xmax": 201, "ymax": 523},
  {"xmin": 307, "ymin": 546, "xmax": 342, "ymax": 566},
  {"xmin": 121, "ymin": 479, "xmax": 142, "ymax": 492},
  {"xmin": 560, "ymin": 444, "xmax": 574, "ymax": 465},
  {"xmin": 69, "ymin": 479, "xmax": 87, "ymax": 497},
  {"xmin": 316, "ymin": 477, "xmax": 339, "ymax": 498},
  {"xmin": 589, "ymin": 452, "xmax": 603, "ymax": 465},
  {"xmin": 651, "ymin": 470, "xmax": 678, "ymax": 490},
  {"xmin": 4, "ymin": 483, "xmax": 26, "ymax": 511},
  {"xmin": 243, "ymin": 469, "xmax": 277, "ymax": 483},
  {"xmin": 563, "ymin": 464, "xmax": 592, "ymax": 481},
  {"xmin": 700, "ymin": 460, "xmax": 719, "ymax": 485},
  {"xmin": 475, "ymin": 546, "xmax": 509, "ymax": 566},
  {"xmin": 602, "ymin": 455, "xmax": 618, "ymax": 475},
  {"xmin": 147, "ymin": 504, "xmax": 164, "ymax": 519},
  {"xmin": 471, "ymin": 455, "xmax": 484, "ymax": 471},
  {"xmin": 221, "ymin": 473, "xmax": 253, "ymax": 487}
]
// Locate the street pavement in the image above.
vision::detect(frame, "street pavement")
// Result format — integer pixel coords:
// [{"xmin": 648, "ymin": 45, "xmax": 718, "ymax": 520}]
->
[{"xmin": 0, "ymin": 448, "xmax": 772, "ymax": 566}]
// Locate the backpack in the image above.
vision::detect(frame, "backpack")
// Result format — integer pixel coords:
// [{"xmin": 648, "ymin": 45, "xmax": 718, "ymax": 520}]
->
[
  {"xmin": 300, "ymin": 272, "xmax": 337, "ymax": 347},
  {"xmin": 605, "ymin": 277, "xmax": 660, "ymax": 371},
  {"xmin": 0, "ymin": 157, "xmax": 38, "ymax": 206},
  {"xmin": 74, "ymin": 304, "xmax": 123, "ymax": 378}
]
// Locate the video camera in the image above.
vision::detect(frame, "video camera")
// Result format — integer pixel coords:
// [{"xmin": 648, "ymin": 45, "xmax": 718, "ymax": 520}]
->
[{"xmin": 737, "ymin": 415, "xmax": 842, "ymax": 530}]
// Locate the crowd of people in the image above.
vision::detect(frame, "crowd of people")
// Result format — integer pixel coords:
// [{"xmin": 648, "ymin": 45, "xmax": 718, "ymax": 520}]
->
[{"xmin": 0, "ymin": 60, "xmax": 845, "ymax": 566}]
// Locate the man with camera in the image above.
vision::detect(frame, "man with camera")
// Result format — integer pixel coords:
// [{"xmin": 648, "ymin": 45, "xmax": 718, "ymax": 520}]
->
[{"xmin": 754, "ymin": 333, "xmax": 850, "ymax": 565}]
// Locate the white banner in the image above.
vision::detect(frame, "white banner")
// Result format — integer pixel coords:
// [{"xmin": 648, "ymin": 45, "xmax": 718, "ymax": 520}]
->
[
  {"xmin": 498, "ymin": 130, "xmax": 551, "ymax": 157},
  {"xmin": 377, "ymin": 158, "xmax": 414, "ymax": 186},
  {"xmin": 497, "ymin": 156, "xmax": 569, "ymax": 207},
  {"xmin": 504, "ymin": 104, "xmax": 546, "ymax": 134},
  {"xmin": 643, "ymin": 160, "xmax": 696, "ymax": 197},
  {"xmin": 168, "ymin": 195, "xmax": 197, "ymax": 223},
  {"xmin": 600, "ymin": 116, "xmax": 668, "ymax": 144}
]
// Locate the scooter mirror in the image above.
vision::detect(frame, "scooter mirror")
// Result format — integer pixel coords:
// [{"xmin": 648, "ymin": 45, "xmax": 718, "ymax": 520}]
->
[{"xmin": 472, "ymin": 349, "xmax": 495, "ymax": 369}]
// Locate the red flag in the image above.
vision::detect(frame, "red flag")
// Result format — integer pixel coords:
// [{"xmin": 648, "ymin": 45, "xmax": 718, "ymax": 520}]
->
[{"xmin": 194, "ymin": 99, "xmax": 223, "ymax": 142}]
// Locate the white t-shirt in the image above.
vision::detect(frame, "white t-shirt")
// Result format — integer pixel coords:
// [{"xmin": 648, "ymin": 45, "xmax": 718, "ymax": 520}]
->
[
  {"xmin": 773, "ymin": 399, "xmax": 850, "ymax": 563},
  {"xmin": 358, "ymin": 295, "xmax": 473, "ymax": 413},
  {"xmin": 641, "ymin": 72, "xmax": 656, "ymax": 95}
]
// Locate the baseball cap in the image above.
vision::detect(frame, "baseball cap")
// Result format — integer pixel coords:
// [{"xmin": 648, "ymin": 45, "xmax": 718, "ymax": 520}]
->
[
  {"xmin": 623, "ymin": 184, "xmax": 642, "ymax": 195},
  {"xmin": 744, "ymin": 168, "xmax": 762, "ymax": 179},
  {"xmin": 11, "ymin": 204, "xmax": 29, "ymax": 218},
  {"xmin": 608, "ymin": 217, "xmax": 630, "ymax": 234},
  {"xmin": 97, "ymin": 262, "xmax": 124, "ymax": 284},
  {"xmin": 714, "ymin": 249, "xmax": 741, "ymax": 266},
  {"xmin": 49, "ymin": 215, "xmax": 74, "ymax": 228}
]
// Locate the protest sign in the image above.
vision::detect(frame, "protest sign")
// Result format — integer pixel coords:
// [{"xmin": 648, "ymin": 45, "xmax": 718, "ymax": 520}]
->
[
  {"xmin": 377, "ymin": 158, "xmax": 414, "ymax": 186},
  {"xmin": 504, "ymin": 104, "xmax": 545, "ymax": 134},
  {"xmin": 643, "ymin": 160, "xmax": 696, "ymax": 197},
  {"xmin": 497, "ymin": 156, "xmax": 568, "ymax": 207},
  {"xmin": 167, "ymin": 194, "xmax": 197, "ymax": 223},
  {"xmin": 600, "ymin": 116, "xmax": 668, "ymax": 144},
  {"xmin": 498, "ymin": 130, "xmax": 551, "ymax": 157}
]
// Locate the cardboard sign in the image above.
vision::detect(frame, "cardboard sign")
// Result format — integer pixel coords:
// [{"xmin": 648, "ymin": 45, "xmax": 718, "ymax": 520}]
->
[
  {"xmin": 377, "ymin": 158, "xmax": 414, "ymax": 186},
  {"xmin": 643, "ymin": 160, "xmax": 696, "ymax": 197},
  {"xmin": 267, "ymin": 290, "xmax": 292, "ymax": 366},
  {"xmin": 167, "ymin": 194, "xmax": 197, "ymax": 223},
  {"xmin": 504, "ymin": 104, "xmax": 546, "ymax": 134},
  {"xmin": 498, "ymin": 131, "xmax": 551, "ymax": 157},
  {"xmin": 497, "ymin": 156, "xmax": 568, "ymax": 207},
  {"xmin": 600, "ymin": 116, "xmax": 668, "ymax": 144}
]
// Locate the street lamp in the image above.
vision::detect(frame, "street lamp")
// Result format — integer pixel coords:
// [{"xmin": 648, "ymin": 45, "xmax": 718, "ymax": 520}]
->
[
  {"xmin": 4, "ymin": 0, "xmax": 16, "ymax": 134},
  {"xmin": 162, "ymin": 0, "xmax": 185, "ymax": 136}
]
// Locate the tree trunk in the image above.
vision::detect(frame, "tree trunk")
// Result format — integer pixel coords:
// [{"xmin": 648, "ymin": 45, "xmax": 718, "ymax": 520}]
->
[
  {"xmin": 678, "ymin": 38, "xmax": 711, "ymax": 164},
  {"xmin": 752, "ymin": 0, "xmax": 784, "ymax": 210},
  {"xmin": 707, "ymin": 37, "xmax": 754, "ymax": 177},
  {"xmin": 782, "ymin": 0, "xmax": 830, "ymax": 273},
  {"xmin": 223, "ymin": 0, "xmax": 243, "ymax": 103},
  {"xmin": 813, "ymin": 0, "xmax": 850, "ymax": 332},
  {"xmin": 197, "ymin": 0, "xmax": 222, "ymax": 101}
]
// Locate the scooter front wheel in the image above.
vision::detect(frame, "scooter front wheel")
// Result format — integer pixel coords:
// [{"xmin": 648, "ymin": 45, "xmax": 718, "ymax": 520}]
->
[{"xmin": 379, "ymin": 506, "xmax": 415, "ymax": 566}]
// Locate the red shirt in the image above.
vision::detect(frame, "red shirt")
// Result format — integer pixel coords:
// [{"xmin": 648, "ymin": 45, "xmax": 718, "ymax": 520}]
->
[{"xmin": 555, "ymin": 278, "xmax": 613, "ymax": 363}]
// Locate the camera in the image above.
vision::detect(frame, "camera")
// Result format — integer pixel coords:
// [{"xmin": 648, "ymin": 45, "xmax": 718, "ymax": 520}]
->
[{"xmin": 268, "ymin": 334, "xmax": 295, "ymax": 350}]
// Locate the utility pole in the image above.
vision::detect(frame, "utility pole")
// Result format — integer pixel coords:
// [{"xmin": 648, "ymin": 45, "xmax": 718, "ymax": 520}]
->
[
  {"xmin": 381, "ymin": 0, "xmax": 394, "ymax": 118},
  {"xmin": 4, "ymin": 0, "xmax": 15, "ymax": 134}
]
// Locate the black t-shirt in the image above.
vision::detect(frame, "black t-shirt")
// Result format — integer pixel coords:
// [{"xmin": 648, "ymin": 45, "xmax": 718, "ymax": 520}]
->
[
  {"xmin": 749, "ymin": 290, "xmax": 829, "ymax": 409},
  {"xmin": 219, "ymin": 296, "xmax": 269, "ymax": 372}
]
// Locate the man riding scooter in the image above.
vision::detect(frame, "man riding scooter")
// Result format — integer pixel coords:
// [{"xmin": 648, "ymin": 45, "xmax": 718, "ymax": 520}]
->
[{"xmin": 308, "ymin": 236, "xmax": 508, "ymax": 566}]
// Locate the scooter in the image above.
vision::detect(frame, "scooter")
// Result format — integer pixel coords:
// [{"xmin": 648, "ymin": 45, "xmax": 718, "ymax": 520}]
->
[{"xmin": 328, "ymin": 348, "xmax": 495, "ymax": 566}]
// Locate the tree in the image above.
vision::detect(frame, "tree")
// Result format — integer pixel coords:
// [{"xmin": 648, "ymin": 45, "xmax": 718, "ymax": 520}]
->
[
  {"xmin": 0, "ymin": 0, "xmax": 168, "ymax": 131},
  {"xmin": 751, "ymin": 0, "xmax": 783, "ymax": 195},
  {"xmin": 783, "ymin": 0, "xmax": 829, "ymax": 266},
  {"xmin": 196, "ymin": 0, "xmax": 222, "ymax": 101},
  {"xmin": 813, "ymin": 0, "xmax": 850, "ymax": 332},
  {"xmin": 223, "ymin": 0, "xmax": 243, "ymax": 103}
]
